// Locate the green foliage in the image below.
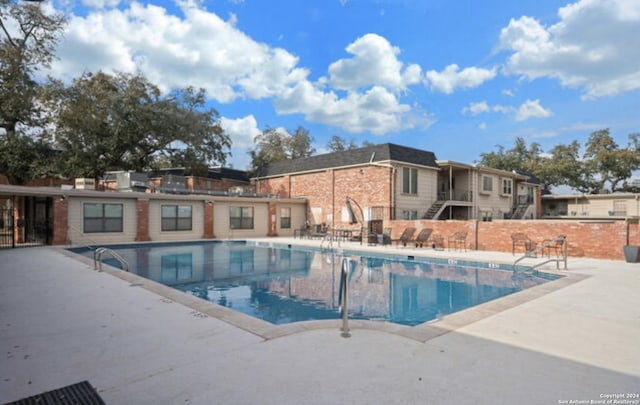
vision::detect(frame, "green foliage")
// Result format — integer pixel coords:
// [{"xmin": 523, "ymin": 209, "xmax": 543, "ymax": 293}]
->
[
  {"xmin": 479, "ymin": 130, "xmax": 640, "ymax": 194},
  {"xmin": 0, "ymin": 133, "xmax": 55, "ymax": 184},
  {"xmin": 0, "ymin": 0, "xmax": 66, "ymax": 135},
  {"xmin": 43, "ymin": 71, "xmax": 231, "ymax": 178},
  {"xmin": 326, "ymin": 135, "xmax": 358, "ymax": 152},
  {"xmin": 249, "ymin": 125, "xmax": 315, "ymax": 174}
]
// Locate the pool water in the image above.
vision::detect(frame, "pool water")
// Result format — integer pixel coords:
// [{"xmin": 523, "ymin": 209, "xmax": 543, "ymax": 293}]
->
[{"xmin": 72, "ymin": 241, "xmax": 558, "ymax": 326}]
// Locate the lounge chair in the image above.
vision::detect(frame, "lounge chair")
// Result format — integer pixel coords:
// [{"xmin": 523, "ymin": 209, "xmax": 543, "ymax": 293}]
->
[
  {"xmin": 392, "ymin": 227, "xmax": 416, "ymax": 247},
  {"xmin": 411, "ymin": 228, "xmax": 433, "ymax": 248},
  {"xmin": 448, "ymin": 231, "xmax": 467, "ymax": 251},
  {"xmin": 511, "ymin": 232, "xmax": 536, "ymax": 255}
]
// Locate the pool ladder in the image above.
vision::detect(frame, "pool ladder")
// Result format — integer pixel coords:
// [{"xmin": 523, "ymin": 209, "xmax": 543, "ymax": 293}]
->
[
  {"xmin": 513, "ymin": 235, "xmax": 567, "ymax": 271},
  {"xmin": 338, "ymin": 257, "xmax": 350, "ymax": 338},
  {"xmin": 93, "ymin": 247, "xmax": 130, "ymax": 272}
]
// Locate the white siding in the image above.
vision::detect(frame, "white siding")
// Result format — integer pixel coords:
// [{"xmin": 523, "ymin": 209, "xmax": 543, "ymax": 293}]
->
[
  {"xmin": 149, "ymin": 200, "xmax": 204, "ymax": 241},
  {"xmin": 475, "ymin": 173, "xmax": 514, "ymax": 219},
  {"xmin": 277, "ymin": 203, "xmax": 306, "ymax": 236},
  {"xmin": 67, "ymin": 197, "xmax": 137, "ymax": 245},
  {"xmin": 395, "ymin": 166, "xmax": 438, "ymax": 218},
  {"xmin": 213, "ymin": 201, "xmax": 269, "ymax": 238}
]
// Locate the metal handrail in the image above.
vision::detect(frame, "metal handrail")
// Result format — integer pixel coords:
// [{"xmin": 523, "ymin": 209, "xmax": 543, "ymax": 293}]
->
[
  {"xmin": 94, "ymin": 247, "xmax": 129, "ymax": 272},
  {"xmin": 67, "ymin": 224, "xmax": 100, "ymax": 250},
  {"xmin": 320, "ymin": 232, "xmax": 335, "ymax": 250},
  {"xmin": 338, "ymin": 257, "xmax": 350, "ymax": 338},
  {"xmin": 514, "ymin": 235, "xmax": 567, "ymax": 270}
]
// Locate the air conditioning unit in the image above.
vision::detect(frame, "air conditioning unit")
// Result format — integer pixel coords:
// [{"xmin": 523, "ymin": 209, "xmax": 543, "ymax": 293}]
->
[
  {"xmin": 116, "ymin": 172, "xmax": 148, "ymax": 192},
  {"xmin": 74, "ymin": 178, "xmax": 95, "ymax": 190}
]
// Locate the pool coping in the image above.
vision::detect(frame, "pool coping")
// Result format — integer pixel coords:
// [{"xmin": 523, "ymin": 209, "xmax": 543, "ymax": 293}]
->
[{"xmin": 58, "ymin": 244, "xmax": 590, "ymax": 343}]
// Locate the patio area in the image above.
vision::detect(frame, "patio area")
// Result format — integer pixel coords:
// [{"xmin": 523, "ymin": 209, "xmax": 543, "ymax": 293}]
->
[{"xmin": 1, "ymin": 239, "xmax": 639, "ymax": 404}]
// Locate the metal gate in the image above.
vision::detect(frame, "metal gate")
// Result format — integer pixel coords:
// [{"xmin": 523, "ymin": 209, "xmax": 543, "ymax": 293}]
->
[
  {"xmin": 0, "ymin": 196, "xmax": 52, "ymax": 249},
  {"xmin": 0, "ymin": 201, "xmax": 13, "ymax": 248}
]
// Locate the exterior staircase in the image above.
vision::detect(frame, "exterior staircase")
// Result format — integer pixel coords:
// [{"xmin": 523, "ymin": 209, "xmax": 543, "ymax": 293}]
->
[
  {"xmin": 423, "ymin": 200, "xmax": 446, "ymax": 219},
  {"xmin": 511, "ymin": 204, "xmax": 530, "ymax": 219}
]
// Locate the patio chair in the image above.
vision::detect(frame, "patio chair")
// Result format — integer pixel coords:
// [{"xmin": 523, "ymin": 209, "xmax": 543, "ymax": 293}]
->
[
  {"xmin": 310, "ymin": 224, "xmax": 329, "ymax": 239},
  {"xmin": 542, "ymin": 235, "xmax": 566, "ymax": 257},
  {"xmin": 377, "ymin": 227, "xmax": 392, "ymax": 246},
  {"xmin": 411, "ymin": 228, "xmax": 433, "ymax": 248},
  {"xmin": 511, "ymin": 232, "xmax": 536, "ymax": 255},
  {"xmin": 448, "ymin": 231, "xmax": 467, "ymax": 251},
  {"xmin": 294, "ymin": 222, "xmax": 310, "ymax": 239},
  {"xmin": 392, "ymin": 227, "xmax": 416, "ymax": 247}
]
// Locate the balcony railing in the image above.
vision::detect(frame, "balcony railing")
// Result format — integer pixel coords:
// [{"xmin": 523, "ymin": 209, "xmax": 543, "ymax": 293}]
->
[{"xmin": 438, "ymin": 190, "xmax": 473, "ymax": 202}]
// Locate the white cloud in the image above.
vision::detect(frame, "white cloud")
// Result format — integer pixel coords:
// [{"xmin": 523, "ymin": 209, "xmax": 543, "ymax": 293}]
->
[
  {"xmin": 425, "ymin": 64, "xmax": 497, "ymax": 94},
  {"xmin": 515, "ymin": 99, "xmax": 553, "ymax": 121},
  {"xmin": 275, "ymin": 82, "xmax": 433, "ymax": 134},
  {"xmin": 48, "ymin": 3, "xmax": 433, "ymax": 137},
  {"xmin": 220, "ymin": 115, "xmax": 262, "ymax": 169},
  {"xmin": 462, "ymin": 99, "xmax": 552, "ymax": 122},
  {"xmin": 81, "ymin": 0, "xmax": 122, "ymax": 9},
  {"xmin": 499, "ymin": 0, "xmax": 640, "ymax": 99},
  {"xmin": 220, "ymin": 115, "xmax": 261, "ymax": 148},
  {"xmin": 50, "ymin": 2, "xmax": 305, "ymax": 103},
  {"xmin": 461, "ymin": 101, "xmax": 512, "ymax": 116},
  {"xmin": 327, "ymin": 33, "xmax": 422, "ymax": 91}
]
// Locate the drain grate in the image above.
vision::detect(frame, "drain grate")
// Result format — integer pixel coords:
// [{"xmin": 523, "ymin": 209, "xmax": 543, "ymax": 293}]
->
[{"xmin": 4, "ymin": 381, "xmax": 105, "ymax": 405}]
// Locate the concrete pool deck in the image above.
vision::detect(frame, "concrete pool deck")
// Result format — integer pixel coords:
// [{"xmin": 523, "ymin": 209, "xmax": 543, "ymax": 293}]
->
[{"xmin": 1, "ymin": 239, "xmax": 639, "ymax": 404}]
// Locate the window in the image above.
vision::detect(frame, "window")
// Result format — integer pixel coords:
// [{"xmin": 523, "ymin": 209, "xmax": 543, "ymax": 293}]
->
[
  {"xmin": 612, "ymin": 200, "xmax": 627, "ymax": 216},
  {"xmin": 280, "ymin": 207, "xmax": 291, "ymax": 229},
  {"xmin": 161, "ymin": 253, "xmax": 192, "ymax": 283},
  {"xmin": 482, "ymin": 176, "xmax": 493, "ymax": 193},
  {"xmin": 229, "ymin": 249, "xmax": 254, "ymax": 274},
  {"xmin": 161, "ymin": 205, "xmax": 192, "ymax": 231},
  {"xmin": 401, "ymin": 210, "xmax": 418, "ymax": 220},
  {"xmin": 402, "ymin": 167, "xmax": 418, "ymax": 195},
  {"xmin": 230, "ymin": 206, "xmax": 254, "ymax": 229},
  {"xmin": 83, "ymin": 203, "xmax": 123, "ymax": 233},
  {"xmin": 501, "ymin": 178, "xmax": 512, "ymax": 195}
]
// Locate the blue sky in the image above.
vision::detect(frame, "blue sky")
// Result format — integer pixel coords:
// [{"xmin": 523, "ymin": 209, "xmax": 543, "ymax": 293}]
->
[{"xmin": 38, "ymin": 0, "xmax": 640, "ymax": 170}]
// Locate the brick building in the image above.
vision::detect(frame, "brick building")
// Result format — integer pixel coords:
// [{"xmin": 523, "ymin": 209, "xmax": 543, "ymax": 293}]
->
[{"xmin": 252, "ymin": 143, "xmax": 540, "ymax": 232}]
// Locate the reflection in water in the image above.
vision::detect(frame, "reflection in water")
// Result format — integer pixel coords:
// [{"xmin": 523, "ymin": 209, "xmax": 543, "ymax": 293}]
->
[{"xmin": 77, "ymin": 241, "xmax": 557, "ymax": 326}]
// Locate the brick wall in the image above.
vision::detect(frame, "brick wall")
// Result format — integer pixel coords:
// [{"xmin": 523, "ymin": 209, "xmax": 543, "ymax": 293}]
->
[
  {"xmin": 255, "ymin": 175, "xmax": 291, "ymax": 197},
  {"xmin": 383, "ymin": 219, "xmax": 638, "ymax": 260},
  {"xmin": 51, "ymin": 197, "xmax": 68, "ymax": 245},
  {"xmin": 256, "ymin": 165, "xmax": 393, "ymax": 228},
  {"xmin": 202, "ymin": 201, "xmax": 215, "ymax": 239},
  {"xmin": 135, "ymin": 199, "xmax": 151, "ymax": 242}
]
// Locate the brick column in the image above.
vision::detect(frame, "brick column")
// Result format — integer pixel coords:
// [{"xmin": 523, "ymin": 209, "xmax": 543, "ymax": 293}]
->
[
  {"xmin": 135, "ymin": 199, "xmax": 151, "ymax": 242},
  {"xmin": 268, "ymin": 202, "xmax": 278, "ymax": 237},
  {"xmin": 51, "ymin": 196, "xmax": 68, "ymax": 245},
  {"xmin": 202, "ymin": 201, "xmax": 216, "ymax": 239}
]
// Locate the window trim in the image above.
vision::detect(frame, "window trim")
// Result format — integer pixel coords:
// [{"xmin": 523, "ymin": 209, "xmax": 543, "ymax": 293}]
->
[
  {"xmin": 501, "ymin": 178, "xmax": 513, "ymax": 196},
  {"xmin": 402, "ymin": 167, "xmax": 418, "ymax": 195},
  {"xmin": 83, "ymin": 202, "xmax": 123, "ymax": 233},
  {"xmin": 161, "ymin": 204, "xmax": 193, "ymax": 232},
  {"xmin": 401, "ymin": 210, "xmax": 418, "ymax": 220},
  {"xmin": 480, "ymin": 175, "xmax": 493, "ymax": 194},
  {"xmin": 280, "ymin": 207, "xmax": 291, "ymax": 229},
  {"xmin": 230, "ymin": 206, "xmax": 254, "ymax": 230}
]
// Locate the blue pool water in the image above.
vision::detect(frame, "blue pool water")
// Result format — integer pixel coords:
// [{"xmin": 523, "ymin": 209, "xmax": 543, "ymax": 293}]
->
[{"xmin": 71, "ymin": 241, "xmax": 558, "ymax": 326}]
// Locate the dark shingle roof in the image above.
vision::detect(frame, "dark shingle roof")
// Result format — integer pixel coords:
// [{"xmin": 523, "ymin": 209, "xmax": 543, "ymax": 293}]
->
[{"xmin": 254, "ymin": 143, "xmax": 438, "ymax": 178}]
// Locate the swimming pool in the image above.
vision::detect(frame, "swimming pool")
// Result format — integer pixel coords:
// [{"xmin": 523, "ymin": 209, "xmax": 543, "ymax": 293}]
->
[{"xmin": 71, "ymin": 241, "xmax": 558, "ymax": 326}]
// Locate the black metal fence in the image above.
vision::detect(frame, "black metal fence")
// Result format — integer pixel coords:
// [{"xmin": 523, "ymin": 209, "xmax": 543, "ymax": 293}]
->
[{"xmin": 0, "ymin": 199, "xmax": 52, "ymax": 249}]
